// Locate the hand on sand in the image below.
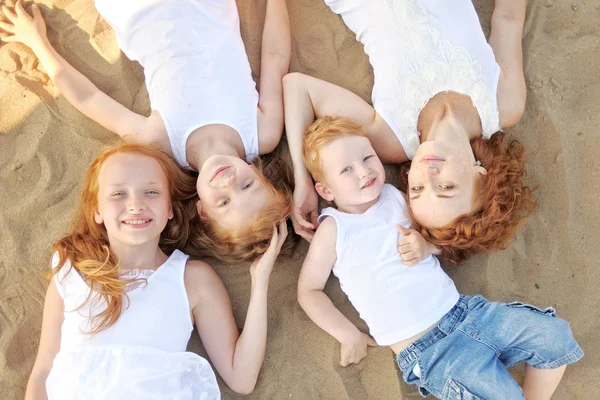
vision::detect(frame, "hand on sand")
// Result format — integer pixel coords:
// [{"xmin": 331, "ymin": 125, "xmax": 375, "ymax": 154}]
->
[
  {"xmin": 0, "ymin": 1, "xmax": 47, "ymax": 49},
  {"xmin": 340, "ymin": 331, "xmax": 377, "ymax": 367},
  {"xmin": 249, "ymin": 222, "xmax": 288, "ymax": 285},
  {"xmin": 292, "ymin": 177, "xmax": 319, "ymax": 242},
  {"xmin": 397, "ymin": 225, "xmax": 440, "ymax": 266}
]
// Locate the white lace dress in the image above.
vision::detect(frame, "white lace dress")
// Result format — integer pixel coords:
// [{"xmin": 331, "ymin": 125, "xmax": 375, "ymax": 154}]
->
[
  {"xmin": 324, "ymin": 0, "xmax": 501, "ymax": 159},
  {"xmin": 46, "ymin": 252, "xmax": 221, "ymax": 400}
]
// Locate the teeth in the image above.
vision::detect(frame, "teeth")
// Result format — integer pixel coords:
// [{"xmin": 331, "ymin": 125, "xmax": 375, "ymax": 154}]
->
[{"xmin": 123, "ymin": 219, "xmax": 149, "ymax": 225}]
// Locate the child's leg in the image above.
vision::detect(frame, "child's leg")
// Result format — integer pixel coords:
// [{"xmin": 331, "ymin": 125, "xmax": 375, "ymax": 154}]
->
[{"xmin": 522, "ymin": 364, "xmax": 567, "ymax": 400}]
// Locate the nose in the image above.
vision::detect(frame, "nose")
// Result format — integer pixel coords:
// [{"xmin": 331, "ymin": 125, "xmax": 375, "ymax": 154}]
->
[
  {"xmin": 219, "ymin": 173, "xmax": 236, "ymax": 189},
  {"xmin": 357, "ymin": 165, "xmax": 369, "ymax": 179},
  {"xmin": 128, "ymin": 193, "xmax": 145, "ymax": 213},
  {"xmin": 425, "ymin": 166, "xmax": 439, "ymax": 177}
]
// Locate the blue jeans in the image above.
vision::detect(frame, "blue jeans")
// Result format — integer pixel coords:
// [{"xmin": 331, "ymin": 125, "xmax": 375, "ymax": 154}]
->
[{"xmin": 395, "ymin": 295, "xmax": 583, "ymax": 399}]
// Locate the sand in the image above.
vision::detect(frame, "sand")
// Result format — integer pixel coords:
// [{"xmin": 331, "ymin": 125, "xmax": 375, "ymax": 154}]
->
[{"xmin": 1, "ymin": 0, "xmax": 599, "ymax": 398}]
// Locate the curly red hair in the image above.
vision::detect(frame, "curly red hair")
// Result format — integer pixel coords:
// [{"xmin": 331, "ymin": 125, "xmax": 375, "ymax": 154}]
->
[{"xmin": 401, "ymin": 133, "xmax": 536, "ymax": 264}]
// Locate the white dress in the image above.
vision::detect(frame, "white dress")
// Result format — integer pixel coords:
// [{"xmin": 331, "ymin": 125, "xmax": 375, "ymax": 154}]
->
[
  {"xmin": 94, "ymin": 0, "xmax": 260, "ymax": 166},
  {"xmin": 324, "ymin": 0, "xmax": 502, "ymax": 159},
  {"xmin": 46, "ymin": 250, "xmax": 221, "ymax": 400}
]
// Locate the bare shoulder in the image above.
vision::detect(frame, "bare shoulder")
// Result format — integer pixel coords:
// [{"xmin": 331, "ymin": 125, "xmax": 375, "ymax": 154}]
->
[
  {"xmin": 309, "ymin": 216, "xmax": 338, "ymax": 254},
  {"xmin": 184, "ymin": 259, "xmax": 225, "ymax": 306}
]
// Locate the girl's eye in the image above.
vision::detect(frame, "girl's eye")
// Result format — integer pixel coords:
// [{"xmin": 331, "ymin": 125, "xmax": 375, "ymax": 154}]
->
[
  {"xmin": 146, "ymin": 190, "xmax": 159, "ymax": 195},
  {"xmin": 438, "ymin": 185, "xmax": 455, "ymax": 190},
  {"xmin": 242, "ymin": 181, "xmax": 254, "ymax": 190},
  {"xmin": 341, "ymin": 166, "xmax": 352, "ymax": 174},
  {"xmin": 363, "ymin": 155, "xmax": 373, "ymax": 161},
  {"xmin": 111, "ymin": 191, "xmax": 126, "ymax": 197},
  {"xmin": 219, "ymin": 198, "xmax": 230, "ymax": 207},
  {"xmin": 411, "ymin": 186, "xmax": 423, "ymax": 192}
]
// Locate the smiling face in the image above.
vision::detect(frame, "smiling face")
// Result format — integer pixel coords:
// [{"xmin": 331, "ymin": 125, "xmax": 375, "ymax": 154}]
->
[
  {"xmin": 407, "ymin": 135, "xmax": 486, "ymax": 228},
  {"xmin": 315, "ymin": 136, "xmax": 385, "ymax": 213},
  {"xmin": 93, "ymin": 153, "xmax": 173, "ymax": 247},
  {"xmin": 195, "ymin": 155, "xmax": 272, "ymax": 231}
]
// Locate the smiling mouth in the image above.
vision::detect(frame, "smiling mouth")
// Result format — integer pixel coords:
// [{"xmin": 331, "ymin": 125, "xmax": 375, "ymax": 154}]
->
[
  {"xmin": 362, "ymin": 177, "xmax": 376, "ymax": 189},
  {"xmin": 122, "ymin": 218, "xmax": 152, "ymax": 226},
  {"xmin": 210, "ymin": 166, "xmax": 230, "ymax": 182},
  {"xmin": 420, "ymin": 155, "xmax": 445, "ymax": 164}
]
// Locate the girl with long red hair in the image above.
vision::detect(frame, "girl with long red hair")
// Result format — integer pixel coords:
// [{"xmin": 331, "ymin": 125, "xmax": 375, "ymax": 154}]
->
[
  {"xmin": 25, "ymin": 143, "xmax": 287, "ymax": 399},
  {"xmin": 0, "ymin": 0, "xmax": 292, "ymax": 264}
]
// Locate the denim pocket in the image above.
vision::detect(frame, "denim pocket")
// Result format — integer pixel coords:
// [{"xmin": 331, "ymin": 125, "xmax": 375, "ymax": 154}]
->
[
  {"xmin": 442, "ymin": 379, "xmax": 484, "ymax": 400},
  {"xmin": 506, "ymin": 301, "xmax": 556, "ymax": 317}
]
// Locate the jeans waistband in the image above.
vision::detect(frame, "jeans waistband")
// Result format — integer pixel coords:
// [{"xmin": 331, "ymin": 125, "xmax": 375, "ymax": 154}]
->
[{"xmin": 396, "ymin": 294, "xmax": 471, "ymax": 372}]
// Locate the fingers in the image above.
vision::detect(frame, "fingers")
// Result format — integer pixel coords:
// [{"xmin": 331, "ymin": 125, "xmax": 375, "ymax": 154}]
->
[
  {"xmin": 293, "ymin": 209, "xmax": 314, "ymax": 230},
  {"xmin": 0, "ymin": 20, "xmax": 13, "ymax": 32},
  {"xmin": 366, "ymin": 336, "xmax": 378, "ymax": 347},
  {"xmin": 309, "ymin": 209, "xmax": 319, "ymax": 229},
  {"xmin": 397, "ymin": 224, "xmax": 413, "ymax": 235},
  {"xmin": 0, "ymin": 35, "xmax": 16, "ymax": 42},
  {"xmin": 291, "ymin": 216, "xmax": 314, "ymax": 242},
  {"xmin": 15, "ymin": 0, "xmax": 26, "ymax": 16},
  {"xmin": 276, "ymin": 221, "xmax": 288, "ymax": 251},
  {"xmin": 1, "ymin": 6, "xmax": 18, "ymax": 23},
  {"xmin": 31, "ymin": 3, "xmax": 42, "ymax": 20}
]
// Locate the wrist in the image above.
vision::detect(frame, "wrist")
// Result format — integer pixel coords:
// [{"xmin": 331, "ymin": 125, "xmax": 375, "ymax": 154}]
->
[
  {"xmin": 338, "ymin": 327, "xmax": 362, "ymax": 345},
  {"xmin": 29, "ymin": 35, "xmax": 50, "ymax": 54}
]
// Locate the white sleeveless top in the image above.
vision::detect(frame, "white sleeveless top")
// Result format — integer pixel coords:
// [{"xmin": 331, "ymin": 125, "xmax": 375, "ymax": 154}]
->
[
  {"xmin": 46, "ymin": 250, "xmax": 220, "ymax": 399},
  {"xmin": 318, "ymin": 184, "xmax": 459, "ymax": 345},
  {"xmin": 95, "ymin": 0, "xmax": 260, "ymax": 166},
  {"xmin": 324, "ymin": 0, "xmax": 501, "ymax": 159}
]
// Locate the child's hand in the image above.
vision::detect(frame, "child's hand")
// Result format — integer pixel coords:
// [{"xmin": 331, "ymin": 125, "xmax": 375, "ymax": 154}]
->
[
  {"xmin": 291, "ymin": 177, "xmax": 319, "ymax": 242},
  {"xmin": 397, "ymin": 225, "xmax": 440, "ymax": 266},
  {"xmin": 249, "ymin": 221, "xmax": 288, "ymax": 284},
  {"xmin": 340, "ymin": 331, "xmax": 377, "ymax": 367},
  {"xmin": 0, "ymin": 1, "xmax": 48, "ymax": 50}
]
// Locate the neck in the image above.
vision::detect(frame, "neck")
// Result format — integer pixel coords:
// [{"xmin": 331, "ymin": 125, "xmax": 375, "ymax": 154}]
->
[
  {"xmin": 419, "ymin": 92, "xmax": 482, "ymax": 143},
  {"xmin": 108, "ymin": 237, "xmax": 167, "ymax": 270},
  {"xmin": 337, "ymin": 195, "xmax": 380, "ymax": 214},
  {"xmin": 186, "ymin": 127, "xmax": 246, "ymax": 171}
]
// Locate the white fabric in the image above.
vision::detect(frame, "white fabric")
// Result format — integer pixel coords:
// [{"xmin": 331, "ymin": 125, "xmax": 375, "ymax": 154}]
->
[
  {"xmin": 318, "ymin": 184, "xmax": 460, "ymax": 345},
  {"xmin": 323, "ymin": 0, "xmax": 501, "ymax": 159},
  {"xmin": 48, "ymin": 250, "xmax": 220, "ymax": 399},
  {"xmin": 94, "ymin": 0, "xmax": 260, "ymax": 166},
  {"xmin": 46, "ymin": 346, "xmax": 220, "ymax": 400}
]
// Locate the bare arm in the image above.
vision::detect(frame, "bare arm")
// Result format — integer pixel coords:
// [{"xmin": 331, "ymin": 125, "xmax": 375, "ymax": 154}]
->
[
  {"xmin": 0, "ymin": 1, "xmax": 147, "ymax": 138},
  {"xmin": 489, "ymin": 0, "xmax": 527, "ymax": 129},
  {"xmin": 188, "ymin": 223, "xmax": 287, "ymax": 394},
  {"xmin": 256, "ymin": 0, "xmax": 291, "ymax": 154},
  {"xmin": 25, "ymin": 281, "xmax": 64, "ymax": 400},
  {"xmin": 297, "ymin": 218, "xmax": 377, "ymax": 366},
  {"xmin": 282, "ymin": 72, "xmax": 407, "ymax": 240}
]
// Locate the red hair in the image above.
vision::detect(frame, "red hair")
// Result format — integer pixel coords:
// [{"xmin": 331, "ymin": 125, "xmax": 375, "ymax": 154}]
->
[
  {"xmin": 185, "ymin": 139, "xmax": 296, "ymax": 263},
  {"xmin": 401, "ymin": 133, "xmax": 536, "ymax": 264},
  {"xmin": 51, "ymin": 143, "xmax": 197, "ymax": 333}
]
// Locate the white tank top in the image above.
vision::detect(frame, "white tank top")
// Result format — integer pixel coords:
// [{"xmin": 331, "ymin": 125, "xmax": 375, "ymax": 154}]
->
[
  {"xmin": 94, "ymin": 0, "xmax": 260, "ymax": 166},
  {"xmin": 318, "ymin": 184, "xmax": 459, "ymax": 345},
  {"xmin": 323, "ymin": 0, "xmax": 501, "ymax": 159},
  {"xmin": 53, "ymin": 249, "xmax": 193, "ymax": 352}
]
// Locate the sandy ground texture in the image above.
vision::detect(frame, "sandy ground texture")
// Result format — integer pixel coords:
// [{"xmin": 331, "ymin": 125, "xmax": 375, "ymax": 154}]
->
[{"xmin": 1, "ymin": 0, "xmax": 599, "ymax": 398}]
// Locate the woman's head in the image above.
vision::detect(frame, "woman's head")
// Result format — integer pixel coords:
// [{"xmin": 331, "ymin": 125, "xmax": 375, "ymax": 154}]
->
[
  {"xmin": 187, "ymin": 143, "xmax": 294, "ymax": 264},
  {"xmin": 52, "ymin": 143, "xmax": 197, "ymax": 333},
  {"xmin": 402, "ymin": 134, "xmax": 536, "ymax": 263}
]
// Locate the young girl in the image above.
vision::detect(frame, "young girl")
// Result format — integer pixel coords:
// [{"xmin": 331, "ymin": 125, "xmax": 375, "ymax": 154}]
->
[
  {"xmin": 25, "ymin": 143, "xmax": 287, "ymax": 399},
  {"xmin": 298, "ymin": 117, "xmax": 582, "ymax": 399},
  {"xmin": 283, "ymin": 0, "xmax": 535, "ymax": 263},
  {"xmin": 0, "ymin": 0, "xmax": 292, "ymax": 263}
]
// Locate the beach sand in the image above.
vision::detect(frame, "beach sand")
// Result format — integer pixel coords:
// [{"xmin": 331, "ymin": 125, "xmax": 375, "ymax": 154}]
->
[{"xmin": 1, "ymin": 0, "xmax": 598, "ymax": 398}]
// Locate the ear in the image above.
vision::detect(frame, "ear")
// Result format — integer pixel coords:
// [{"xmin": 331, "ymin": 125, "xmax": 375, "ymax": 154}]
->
[
  {"xmin": 196, "ymin": 200, "xmax": 208, "ymax": 221},
  {"xmin": 315, "ymin": 182, "xmax": 335, "ymax": 202},
  {"xmin": 168, "ymin": 204, "xmax": 174, "ymax": 220},
  {"xmin": 475, "ymin": 166, "xmax": 488, "ymax": 176},
  {"xmin": 94, "ymin": 210, "xmax": 104, "ymax": 225}
]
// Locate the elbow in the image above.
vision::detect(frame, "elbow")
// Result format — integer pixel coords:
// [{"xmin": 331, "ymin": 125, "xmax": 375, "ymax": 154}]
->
[
  {"xmin": 282, "ymin": 72, "xmax": 306, "ymax": 93},
  {"xmin": 229, "ymin": 381, "xmax": 256, "ymax": 395}
]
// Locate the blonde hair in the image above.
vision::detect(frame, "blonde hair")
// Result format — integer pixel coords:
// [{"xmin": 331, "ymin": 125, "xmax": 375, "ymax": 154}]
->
[
  {"xmin": 185, "ymin": 139, "xmax": 296, "ymax": 263},
  {"xmin": 302, "ymin": 116, "xmax": 369, "ymax": 182},
  {"xmin": 51, "ymin": 143, "xmax": 197, "ymax": 334}
]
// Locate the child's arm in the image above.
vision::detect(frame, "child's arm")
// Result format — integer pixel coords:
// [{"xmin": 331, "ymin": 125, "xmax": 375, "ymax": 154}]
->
[
  {"xmin": 0, "ymin": 1, "xmax": 148, "ymax": 139},
  {"xmin": 298, "ymin": 218, "xmax": 377, "ymax": 366},
  {"xmin": 282, "ymin": 73, "xmax": 409, "ymax": 241},
  {"xmin": 489, "ymin": 0, "xmax": 527, "ymax": 129},
  {"xmin": 397, "ymin": 225, "xmax": 441, "ymax": 266},
  {"xmin": 25, "ymin": 281, "xmax": 64, "ymax": 400},
  {"xmin": 187, "ymin": 223, "xmax": 287, "ymax": 395},
  {"xmin": 256, "ymin": 0, "xmax": 291, "ymax": 154}
]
